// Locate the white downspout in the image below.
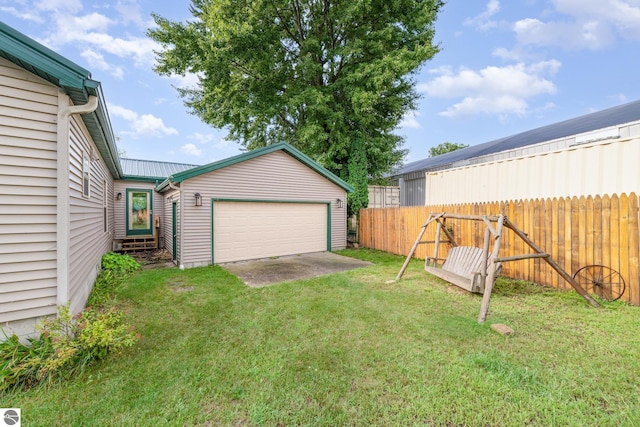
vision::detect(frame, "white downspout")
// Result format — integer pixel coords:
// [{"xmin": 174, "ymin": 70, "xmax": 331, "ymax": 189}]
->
[
  {"xmin": 167, "ymin": 181, "xmax": 184, "ymax": 269},
  {"xmin": 56, "ymin": 95, "xmax": 99, "ymax": 306}
]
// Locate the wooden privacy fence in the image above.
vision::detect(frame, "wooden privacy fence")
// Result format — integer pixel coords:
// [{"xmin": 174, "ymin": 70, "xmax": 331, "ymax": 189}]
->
[{"xmin": 359, "ymin": 193, "xmax": 640, "ymax": 306}]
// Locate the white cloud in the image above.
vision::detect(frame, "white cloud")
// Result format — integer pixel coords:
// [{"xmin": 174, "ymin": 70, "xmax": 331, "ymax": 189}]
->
[
  {"xmin": 108, "ymin": 104, "xmax": 138, "ymax": 121},
  {"xmin": 135, "ymin": 114, "xmax": 178, "ymax": 137},
  {"xmin": 189, "ymin": 132, "xmax": 217, "ymax": 144},
  {"xmin": 513, "ymin": 0, "xmax": 640, "ymax": 49},
  {"xmin": 169, "ymin": 72, "xmax": 202, "ymax": 90},
  {"xmin": 115, "ymin": 0, "xmax": 144, "ymax": 26},
  {"xmin": 108, "ymin": 103, "xmax": 178, "ymax": 138},
  {"xmin": 36, "ymin": 0, "xmax": 82, "ymax": 13},
  {"xmin": 6, "ymin": 1, "xmax": 160, "ymax": 68},
  {"xmin": 181, "ymin": 143, "xmax": 203, "ymax": 157},
  {"xmin": 398, "ymin": 111, "xmax": 422, "ymax": 129},
  {"xmin": 0, "ymin": 6, "xmax": 44, "ymax": 22},
  {"xmin": 80, "ymin": 49, "xmax": 124, "ymax": 79},
  {"xmin": 45, "ymin": 23, "xmax": 159, "ymax": 67},
  {"xmin": 513, "ymin": 18, "xmax": 613, "ymax": 50},
  {"xmin": 609, "ymin": 93, "xmax": 628, "ymax": 103},
  {"xmin": 492, "ymin": 47, "xmax": 525, "ymax": 61},
  {"xmin": 464, "ymin": 0, "xmax": 501, "ymax": 30},
  {"xmin": 554, "ymin": 0, "xmax": 640, "ymax": 37},
  {"xmin": 419, "ymin": 61, "xmax": 561, "ymax": 118}
]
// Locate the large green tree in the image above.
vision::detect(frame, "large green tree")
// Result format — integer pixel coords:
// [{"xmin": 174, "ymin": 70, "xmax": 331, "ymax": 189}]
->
[{"xmin": 149, "ymin": 0, "xmax": 443, "ymax": 215}]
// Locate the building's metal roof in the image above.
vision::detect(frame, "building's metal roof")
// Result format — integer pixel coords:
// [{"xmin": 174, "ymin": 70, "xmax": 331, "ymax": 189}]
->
[
  {"xmin": 394, "ymin": 99, "xmax": 640, "ymax": 177},
  {"xmin": 120, "ymin": 158, "xmax": 200, "ymax": 181},
  {"xmin": 0, "ymin": 22, "xmax": 122, "ymax": 179}
]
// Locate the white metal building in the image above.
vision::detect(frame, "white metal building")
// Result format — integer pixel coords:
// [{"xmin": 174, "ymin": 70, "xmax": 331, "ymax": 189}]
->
[
  {"xmin": 425, "ymin": 125, "xmax": 640, "ymax": 205},
  {"xmin": 391, "ymin": 100, "xmax": 640, "ymax": 206}
]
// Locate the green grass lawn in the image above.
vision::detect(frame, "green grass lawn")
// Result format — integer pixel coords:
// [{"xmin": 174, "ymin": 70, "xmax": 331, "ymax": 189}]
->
[{"xmin": 4, "ymin": 249, "xmax": 640, "ymax": 426}]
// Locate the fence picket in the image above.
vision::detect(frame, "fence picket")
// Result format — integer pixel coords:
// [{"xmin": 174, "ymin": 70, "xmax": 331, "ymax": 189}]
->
[{"xmin": 628, "ymin": 193, "xmax": 639, "ymax": 306}]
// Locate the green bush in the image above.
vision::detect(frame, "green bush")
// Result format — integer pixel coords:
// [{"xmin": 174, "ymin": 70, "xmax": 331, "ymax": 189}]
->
[
  {"xmin": 0, "ymin": 252, "xmax": 141, "ymax": 392},
  {"xmin": 0, "ymin": 305, "xmax": 138, "ymax": 393},
  {"xmin": 88, "ymin": 253, "xmax": 140, "ymax": 308},
  {"xmin": 101, "ymin": 252, "xmax": 140, "ymax": 274}
]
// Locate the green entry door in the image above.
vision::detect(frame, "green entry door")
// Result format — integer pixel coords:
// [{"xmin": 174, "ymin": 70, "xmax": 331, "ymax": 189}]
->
[{"xmin": 126, "ymin": 189, "xmax": 153, "ymax": 236}]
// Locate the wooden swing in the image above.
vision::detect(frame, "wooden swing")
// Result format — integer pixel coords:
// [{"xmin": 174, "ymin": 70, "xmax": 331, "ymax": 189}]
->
[{"xmin": 396, "ymin": 213, "xmax": 600, "ymax": 323}]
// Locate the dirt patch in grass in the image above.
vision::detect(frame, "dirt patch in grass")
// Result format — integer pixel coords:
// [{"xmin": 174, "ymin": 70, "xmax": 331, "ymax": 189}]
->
[{"xmin": 128, "ymin": 249, "xmax": 174, "ymax": 270}]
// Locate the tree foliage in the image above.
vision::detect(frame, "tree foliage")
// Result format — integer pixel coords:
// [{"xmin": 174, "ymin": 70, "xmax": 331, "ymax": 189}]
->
[
  {"xmin": 149, "ymin": 0, "xmax": 443, "ymax": 213},
  {"xmin": 429, "ymin": 142, "xmax": 469, "ymax": 157}
]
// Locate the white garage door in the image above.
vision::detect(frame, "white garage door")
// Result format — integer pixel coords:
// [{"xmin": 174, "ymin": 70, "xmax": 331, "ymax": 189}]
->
[{"xmin": 213, "ymin": 201, "xmax": 328, "ymax": 263}]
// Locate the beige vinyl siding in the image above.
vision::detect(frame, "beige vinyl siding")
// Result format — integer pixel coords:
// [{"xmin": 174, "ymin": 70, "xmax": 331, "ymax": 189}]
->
[
  {"xmin": 162, "ymin": 189, "xmax": 180, "ymax": 260},
  {"xmin": 67, "ymin": 114, "xmax": 115, "ymax": 314},
  {"xmin": 113, "ymin": 181, "xmax": 163, "ymax": 239},
  {"xmin": 425, "ymin": 137, "xmax": 640, "ymax": 205},
  {"xmin": 0, "ymin": 58, "xmax": 58, "ymax": 323},
  {"xmin": 179, "ymin": 151, "xmax": 347, "ymax": 267}
]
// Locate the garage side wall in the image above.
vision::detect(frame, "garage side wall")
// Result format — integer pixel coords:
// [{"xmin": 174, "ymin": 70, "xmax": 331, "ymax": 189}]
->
[{"xmin": 179, "ymin": 151, "xmax": 347, "ymax": 267}]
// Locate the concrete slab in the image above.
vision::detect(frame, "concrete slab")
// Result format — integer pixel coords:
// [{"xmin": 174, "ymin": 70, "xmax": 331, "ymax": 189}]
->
[{"xmin": 220, "ymin": 251, "xmax": 372, "ymax": 287}]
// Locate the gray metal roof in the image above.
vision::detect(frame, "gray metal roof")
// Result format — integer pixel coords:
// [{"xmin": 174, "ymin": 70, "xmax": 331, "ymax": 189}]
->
[
  {"xmin": 394, "ymin": 99, "xmax": 640, "ymax": 176},
  {"xmin": 120, "ymin": 158, "xmax": 200, "ymax": 180}
]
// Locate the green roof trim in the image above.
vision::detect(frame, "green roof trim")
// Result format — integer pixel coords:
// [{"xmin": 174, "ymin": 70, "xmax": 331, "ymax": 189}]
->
[
  {"xmin": 0, "ymin": 22, "xmax": 90, "ymax": 89},
  {"xmin": 156, "ymin": 142, "xmax": 354, "ymax": 193},
  {"xmin": 121, "ymin": 175, "xmax": 163, "ymax": 183},
  {"xmin": 0, "ymin": 22, "xmax": 122, "ymax": 179}
]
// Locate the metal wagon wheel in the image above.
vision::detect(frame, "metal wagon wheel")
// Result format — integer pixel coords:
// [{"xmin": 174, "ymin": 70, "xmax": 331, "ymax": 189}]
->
[{"xmin": 573, "ymin": 265, "xmax": 626, "ymax": 302}]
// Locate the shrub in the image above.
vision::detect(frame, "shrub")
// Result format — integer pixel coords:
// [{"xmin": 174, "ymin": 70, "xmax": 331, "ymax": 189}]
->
[
  {"xmin": 0, "ymin": 252, "xmax": 141, "ymax": 392},
  {"xmin": 101, "ymin": 252, "xmax": 140, "ymax": 275},
  {"xmin": 88, "ymin": 253, "xmax": 140, "ymax": 308},
  {"xmin": 0, "ymin": 305, "xmax": 138, "ymax": 393}
]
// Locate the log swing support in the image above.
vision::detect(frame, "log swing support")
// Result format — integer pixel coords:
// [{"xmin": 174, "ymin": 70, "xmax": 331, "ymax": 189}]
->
[{"xmin": 396, "ymin": 213, "xmax": 600, "ymax": 323}]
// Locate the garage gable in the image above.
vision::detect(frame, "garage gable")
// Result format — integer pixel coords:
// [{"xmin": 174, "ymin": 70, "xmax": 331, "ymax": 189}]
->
[{"xmin": 156, "ymin": 142, "xmax": 353, "ymax": 193}]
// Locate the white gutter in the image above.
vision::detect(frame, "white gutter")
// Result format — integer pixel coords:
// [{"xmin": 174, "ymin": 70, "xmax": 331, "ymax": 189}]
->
[
  {"xmin": 167, "ymin": 180, "xmax": 184, "ymax": 269},
  {"xmin": 56, "ymin": 95, "xmax": 98, "ymax": 306}
]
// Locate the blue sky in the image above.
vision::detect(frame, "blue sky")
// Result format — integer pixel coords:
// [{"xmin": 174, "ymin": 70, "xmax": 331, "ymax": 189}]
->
[{"xmin": 2, "ymin": 0, "xmax": 640, "ymax": 165}]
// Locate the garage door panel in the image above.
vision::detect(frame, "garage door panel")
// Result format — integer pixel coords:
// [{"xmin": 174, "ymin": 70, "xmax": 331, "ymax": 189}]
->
[{"xmin": 213, "ymin": 201, "xmax": 327, "ymax": 263}]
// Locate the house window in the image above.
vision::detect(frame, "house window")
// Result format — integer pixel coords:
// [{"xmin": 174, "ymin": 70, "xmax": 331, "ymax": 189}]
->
[
  {"xmin": 103, "ymin": 179, "xmax": 108, "ymax": 233},
  {"xmin": 83, "ymin": 151, "xmax": 91, "ymax": 198}
]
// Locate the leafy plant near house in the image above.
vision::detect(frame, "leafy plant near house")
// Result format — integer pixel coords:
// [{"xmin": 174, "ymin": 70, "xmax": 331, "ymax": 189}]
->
[
  {"xmin": 101, "ymin": 252, "xmax": 140, "ymax": 275},
  {"xmin": 89, "ymin": 252, "xmax": 140, "ymax": 307},
  {"xmin": 0, "ymin": 306, "xmax": 138, "ymax": 392},
  {"xmin": 0, "ymin": 253, "xmax": 140, "ymax": 392}
]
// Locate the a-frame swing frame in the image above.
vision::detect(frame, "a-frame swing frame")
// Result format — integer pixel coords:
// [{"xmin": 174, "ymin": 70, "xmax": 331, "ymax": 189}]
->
[{"xmin": 396, "ymin": 213, "xmax": 600, "ymax": 323}]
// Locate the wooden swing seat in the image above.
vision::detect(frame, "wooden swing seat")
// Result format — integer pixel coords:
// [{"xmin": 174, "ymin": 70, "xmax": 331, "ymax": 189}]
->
[{"xmin": 425, "ymin": 246, "xmax": 491, "ymax": 294}]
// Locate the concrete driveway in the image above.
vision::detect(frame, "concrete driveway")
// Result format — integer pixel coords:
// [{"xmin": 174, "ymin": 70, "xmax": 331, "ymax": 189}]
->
[{"xmin": 220, "ymin": 251, "xmax": 372, "ymax": 287}]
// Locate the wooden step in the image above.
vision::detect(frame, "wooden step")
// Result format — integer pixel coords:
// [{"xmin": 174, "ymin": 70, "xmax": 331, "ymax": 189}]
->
[{"xmin": 122, "ymin": 236, "xmax": 157, "ymax": 252}]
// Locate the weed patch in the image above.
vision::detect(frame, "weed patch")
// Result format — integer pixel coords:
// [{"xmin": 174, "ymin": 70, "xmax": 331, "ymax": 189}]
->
[{"xmin": 1, "ymin": 252, "xmax": 139, "ymax": 393}]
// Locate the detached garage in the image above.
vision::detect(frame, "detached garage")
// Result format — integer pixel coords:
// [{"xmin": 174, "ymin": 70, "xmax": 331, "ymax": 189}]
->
[{"xmin": 156, "ymin": 142, "xmax": 353, "ymax": 268}]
